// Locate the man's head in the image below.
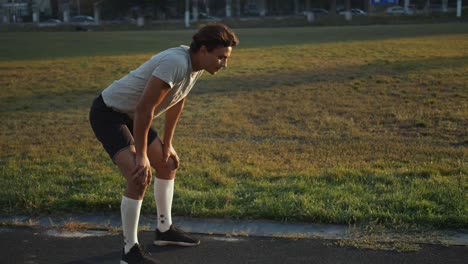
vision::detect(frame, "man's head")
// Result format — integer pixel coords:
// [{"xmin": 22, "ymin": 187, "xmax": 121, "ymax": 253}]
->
[{"xmin": 190, "ymin": 23, "xmax": 239, "ymax": 75}]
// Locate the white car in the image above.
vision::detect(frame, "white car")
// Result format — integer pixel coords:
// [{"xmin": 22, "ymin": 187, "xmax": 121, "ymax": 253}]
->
[
  {"xmin": 310, "ymin": 8, "xmax": 329, "ymax": 16},
  {"xmin": 38, "ymin": 18, "xmax": 63, "ymax": 27},
  {"xmin": 70, "ymin": 15, "xmax": 95, "ymax": 24},
  {"xmin": 351, "ymin": 8, "xmax": 367, "ymax": 16},
  {"xmin": 386, "ymin": 6, "xmax": 414, "ymax": 15},
  {"xmin": 198, "ymin": 12, "xmax": 222, "ymax": 21},
  {"xmin": 339, "ymin": 8, "xmax": 367, "ymax": 16}
]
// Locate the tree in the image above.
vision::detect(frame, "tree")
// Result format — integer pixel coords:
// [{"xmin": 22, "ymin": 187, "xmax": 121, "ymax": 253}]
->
[
  {"xmin": 329, "ymin": 0, "xmax": 336, "ymax": 16},
  {"xmin": 442, "ymin": 0, "xmax": 448, "ymax": 12},
  {"xmin": 226, "ymin": 0, "xmax": 231, "ymax": 17},
  {"xmin": 192, "ymin": 0, "xmax": 199, "ymax": 21},
  {"xmin": 294, "ymin": 0, "xmax": 299, "ymax": 14}
]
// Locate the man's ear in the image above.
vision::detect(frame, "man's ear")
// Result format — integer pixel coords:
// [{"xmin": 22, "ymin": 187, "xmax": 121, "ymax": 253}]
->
[{"xmin": 200, "ymin": 45, "xmax": 208, "ymax": 54}]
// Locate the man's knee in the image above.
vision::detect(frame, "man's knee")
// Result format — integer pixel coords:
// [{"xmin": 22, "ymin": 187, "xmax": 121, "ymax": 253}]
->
[
  {"xmin": 154, "ymin": 156, "xmax": 176, "ymax": 171},
  {"xmin": 167, "ymin": 156, "xmax": 178, "ymax": 171},
  {"xmin": 126, "ymin": 180, "xmax": 149, "ymax": 198},
  {"xmin": 134, "ymin": 182, "xmax": 149, "ymax": 194},
  {"xmin": 153, "ymin": 157, "xmax": 177, "ymax": 180},
  {"xmin": 114, "ymin": 147, "xmax": 137, "ymax": 176}
]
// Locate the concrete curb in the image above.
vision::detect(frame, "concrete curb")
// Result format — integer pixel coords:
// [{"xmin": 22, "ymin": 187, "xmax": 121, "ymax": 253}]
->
[{"xmin": 1, "ymin": 214, "xmax": 467, "ymax": 246}]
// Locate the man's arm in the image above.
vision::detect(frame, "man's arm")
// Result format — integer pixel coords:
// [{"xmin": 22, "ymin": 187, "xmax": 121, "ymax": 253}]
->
[
  {"xmin": 132, "ymin": 76, "xmax": 171, "ymax": 181},
  {"xmin": 162, "ymin": 97, "xmax": 186, "ymax": 165},
  {"xmin": 164, "ymin": 97, "xmax": 186, "ymax": 146}
]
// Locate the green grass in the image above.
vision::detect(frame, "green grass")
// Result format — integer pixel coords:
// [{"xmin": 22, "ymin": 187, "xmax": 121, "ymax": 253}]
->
[{"xmin": 1, "ymin": 24, "xmax": 467, "ymax": 230}]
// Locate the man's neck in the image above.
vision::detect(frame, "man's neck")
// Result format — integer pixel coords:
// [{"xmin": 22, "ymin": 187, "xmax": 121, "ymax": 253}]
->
[{"xmin": 189, "ymin": 50, "xmax": 202, "ymax": 72}]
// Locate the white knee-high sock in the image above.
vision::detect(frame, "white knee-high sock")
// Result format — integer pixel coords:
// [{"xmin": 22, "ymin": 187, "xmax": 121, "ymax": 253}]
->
[
  {"xmin": 121, "ymin": 196, "xmax": 142, "ymax": 254},
  {"xmin": 154, "ymin": 178, "xmax": 174, "ymax": 232}
]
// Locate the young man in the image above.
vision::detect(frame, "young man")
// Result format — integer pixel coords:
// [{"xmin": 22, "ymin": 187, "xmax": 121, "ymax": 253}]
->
[{"xmin": 89, "ymin": 23, "xmax": 239, "ymax": 264}]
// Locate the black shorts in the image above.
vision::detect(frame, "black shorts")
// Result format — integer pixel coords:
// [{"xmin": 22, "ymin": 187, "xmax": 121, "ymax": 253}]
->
[{"xmin": 89, "ymin": 94, "xmax": 158, "ymax": 162}]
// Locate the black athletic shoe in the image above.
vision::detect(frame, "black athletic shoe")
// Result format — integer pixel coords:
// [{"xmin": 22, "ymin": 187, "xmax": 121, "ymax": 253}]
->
[
  {"xmin": 154, "ymin": 225, "xmax": 200, "ymax": 246},
  {"xmin": 121, "ymin": 243, "xmax": 159, "ymax": 264}
]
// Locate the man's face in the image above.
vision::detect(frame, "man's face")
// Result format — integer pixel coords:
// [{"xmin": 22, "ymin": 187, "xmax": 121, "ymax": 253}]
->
[{"xmin": 202, "ymin": 46, "xmax": 232, "ymax": 75}]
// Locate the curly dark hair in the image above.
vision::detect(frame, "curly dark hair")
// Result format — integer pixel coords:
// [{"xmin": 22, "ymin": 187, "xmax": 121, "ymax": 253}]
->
[{"xmin": 190, "ymin": 23, "xmax": 239, "ymax": 53}]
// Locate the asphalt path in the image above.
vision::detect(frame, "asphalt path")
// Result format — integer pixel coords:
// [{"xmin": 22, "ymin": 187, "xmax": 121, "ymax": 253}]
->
[{"xmin": 1, "ymin": 226, "xmax": 467, "ymax": 264}]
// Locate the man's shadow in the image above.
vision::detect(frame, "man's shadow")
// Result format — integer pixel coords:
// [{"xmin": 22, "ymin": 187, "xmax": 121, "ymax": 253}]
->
[{"xmin": 62, "ymin": 243, "xmax": 188, "ymax": 264}]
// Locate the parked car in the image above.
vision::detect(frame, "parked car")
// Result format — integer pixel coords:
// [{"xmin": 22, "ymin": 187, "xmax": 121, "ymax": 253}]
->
[
  {"xmin": 310, "ymin": 8, "xmax": 329, "ymax": 16},
  {"xmin": 338, "ymin": 8, "xmax": 367, "ymax": 16},
  {"xmin": 110, "ymin": 17, "xmax": 136, "ymax": 24},
  {"xmin": 45, "ymin": 18, "xmax": 62, "ymax": 24},
  {"xmin": 351, "ymin": 8, "xmax": 367, "ymax": 15},
  {"xmin": 386, "ymin": 6, "xmax": 414, "ymax": 15},
  {"xmin": 38, "ymin": 18, "xmax": 62, "ymax": 27},
  {"xmin": 428, "ymin": 4, "xmax": 443, "ymax": 13},
  {"xmin": 70, "ymin": 15, "xmax": 95, "ymax": 24},
  {"xmin": 244, "ymin": 3, "xmax": 260, "ymax": 16},
  {"xmin": 198, "ymin": 12, "xmax": 222, "ymax": 21}
]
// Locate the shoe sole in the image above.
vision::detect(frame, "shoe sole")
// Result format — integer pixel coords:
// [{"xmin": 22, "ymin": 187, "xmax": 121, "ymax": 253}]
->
[{"xmin": 153, "ymin": 240, "xmax": 200, "ymax": 247}]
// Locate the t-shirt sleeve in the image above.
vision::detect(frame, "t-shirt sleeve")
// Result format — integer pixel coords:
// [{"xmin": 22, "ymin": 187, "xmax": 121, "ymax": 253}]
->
[{"xmin": 151, "ymin": 55, "xmax": 187, "ymax": 88}]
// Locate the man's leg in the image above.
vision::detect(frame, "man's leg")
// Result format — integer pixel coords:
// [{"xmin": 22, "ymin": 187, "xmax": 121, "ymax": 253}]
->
[
  {"xmin": 147, "ymin": 139, "xmax": 176, "ymax": 232},
  {"xmin": 147, "ymin": 138, "xmax": 200, "ymax": 246},
  {"xmin": 89, "ymin": 95, "xmax": 158, "ymax": 263},
  {"xmin": 115, "ymin": 148, "xmax": 160, "ymax": 263},
  {"xmin": 114, "ymin": 147, "xmax": 148, "ymax": 253}
]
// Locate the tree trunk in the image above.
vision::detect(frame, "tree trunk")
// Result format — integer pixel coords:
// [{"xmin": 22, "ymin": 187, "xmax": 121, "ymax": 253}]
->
[
  {"xmin": 442, "ymin": 0, "xmax": 448, "ymax": 13},
  {"xmin": 192, "ymin": 0, "xmax": 199, "ymax": 21},
  {"xmin": 93, "ymin": 2, "xmax": 101, "ymax": 25},
  {"xmin": 424, "ymin": 0, "xmax": 431, "ymax": 13},
  {"xmin": 345, "ymin": 0, "xmax": 351, "ymax": 11},
  {"xmin": 226, "ymin": 0, "xmax": 232, "ymax": 18},
  {"xmin": 404, "ymin": 0, "xmax": 410, "ymax": 14},
  {"xmin": 185, "ymin": 0, "xmax": 190, "ymax": 27},
  {"xmin": 259, "ymin": 0, "xmax": 266, "ymax": 17},
  {"xmin": 329, "ymin": 0, "xmax": 336, "ymax": 16},
  {"xmin": 205, "ymin": 0, "xmax": 210, "ymax": 15},
  {"xmin": 63, "ymin": 1, "xmax": 70, "ymax": 23},
  {"xmin": 76, "ymin": 0, "xmax": 81, "ymax": 16}
]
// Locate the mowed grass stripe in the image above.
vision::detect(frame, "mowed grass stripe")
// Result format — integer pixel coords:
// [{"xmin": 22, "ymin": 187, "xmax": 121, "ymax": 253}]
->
[
  {"xmin": 0, "ymin": 25, "xmax": 467, "ymax": 229},
  {"xmin": 1, "ymin": 23, "xmax": 467, "ymax": 61}
]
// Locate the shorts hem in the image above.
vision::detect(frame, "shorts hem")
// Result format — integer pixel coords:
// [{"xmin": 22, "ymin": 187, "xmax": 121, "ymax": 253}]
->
[
  {"xmin": 110, "ymin": 135, "xmax": 158, "ymax": 164},
  {"xmin": 111, "ymin": 145, "xmax": 135, "ymax": 164}
]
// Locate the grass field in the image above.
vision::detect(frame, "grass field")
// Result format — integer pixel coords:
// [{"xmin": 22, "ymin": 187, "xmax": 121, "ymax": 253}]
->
[{"xmin": 0, "ymin": 24, "xmax": 467, "ymax": 230}]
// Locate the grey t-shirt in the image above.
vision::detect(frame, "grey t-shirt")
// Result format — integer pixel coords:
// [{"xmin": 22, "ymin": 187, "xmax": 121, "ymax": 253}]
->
[{"xmin": 101, "ymin": 45, "xmax": 203, "ymax": 119}]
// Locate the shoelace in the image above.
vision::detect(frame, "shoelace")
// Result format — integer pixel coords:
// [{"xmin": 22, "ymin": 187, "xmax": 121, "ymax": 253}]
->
[
  {"xmin": 137, "ymin": 244, "xmax": 152, "ymax": 256},
  {"xmin": 172, "ymin": 225, "xmax": 186, "ymax": 234}
]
